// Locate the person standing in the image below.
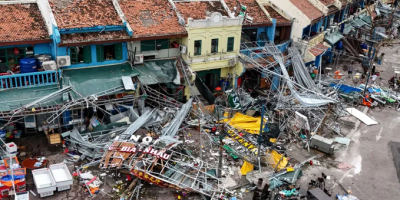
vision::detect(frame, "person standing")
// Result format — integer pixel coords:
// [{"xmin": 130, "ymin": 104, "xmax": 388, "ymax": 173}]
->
[
  {"xmin": 371, "ymin": 73, "xmax": 378, "ymax": 85},
  {"xmin": 348, "ymin": 61, "xmax": 354, "ymax": 77}
]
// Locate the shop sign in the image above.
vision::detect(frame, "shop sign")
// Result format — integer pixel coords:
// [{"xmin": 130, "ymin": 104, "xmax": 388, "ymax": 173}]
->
[
  {"xmin": 128, "ymin": 135, "xmax": 154, "ymax": 144},
  {"xmin": 108, "ymin": 145, "xmax": 171, "ymax": 160},
  {"xmin": 226, "ymin": 130, "xmax": 257, "ymax": 151},
  {"xmin": 131, "ymin": 169, "xmax": 165, "ymax": 187},
  {"xmin": 131, "ymin": 169, "xmax": 185, "ymax": 191}
]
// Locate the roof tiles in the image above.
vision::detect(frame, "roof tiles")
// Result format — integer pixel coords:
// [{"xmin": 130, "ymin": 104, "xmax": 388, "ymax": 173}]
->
[
  {"xmin": 0, "ymin": 3, "xmax": 48, "ymax": 43},
  {"xmin": 264, "ymin": 5, "xmax": 290, "ymax": 24},
  {"xmin": 119, "ymin": 0, "xmax": 186, "ymax": 37},
  {"xmin": 319, "ymin": 0, "xmax": 336, "ymax": 6},
  {"xmin": 49, "ymin": 0, "xmax": 122, "ymax": 29},
  {"xmin": 309, "ymin": 42, "xmax": 329, "ymax": 56},
  {"xmin": 175, "ymin": 1, "xmax": 229, "ymax": 20},
  {"xmin": 60, "ymin": 31, "xmax": 130, "ymax": 44},
  {"xmin": 224, "ymin": 0, "xmax": 270, "ymax": 25},
  {"xmin": 289, "ymin": 0, "xmax": 323, "ymax": 20}
]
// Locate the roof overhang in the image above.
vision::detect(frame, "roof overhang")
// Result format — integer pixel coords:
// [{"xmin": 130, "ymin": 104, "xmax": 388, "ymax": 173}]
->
[
  {"xmin": 242, "ymin": 22, "xmax": 273, "ymax": 28},
  {"xmin": 0, "ymin": 39, "xmax": 52, "ymax": 47},
  {"xmin": 58, "ymin": 33, "xmax": 188, "ymax": 47}
]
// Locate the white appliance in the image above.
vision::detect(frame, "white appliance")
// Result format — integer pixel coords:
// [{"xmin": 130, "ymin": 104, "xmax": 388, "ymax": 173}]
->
[
  {"xmin": 42, "ymin": 61, "xmax": 57, "ymax": 71},
  {"xmin": 49, "ymin": 163, "xmax": 73, "ymax": 191},
  {"xmin": 134, "ymin": 54, "xmax": 143, "ymax": 64},
  {"xmin": 5, "ymin": 142, "xmax": 17, "ymax": 157},
  {"xmin": 32, "ymin": 168, "xmax": 57, "ymax": 197},
  {"xmin": 179, "ymin": 45, "xmax": 187, "ymax": 54},
  {"xmin": 56, "ymin": 56, "xmax": 71, "ymax": 67}
]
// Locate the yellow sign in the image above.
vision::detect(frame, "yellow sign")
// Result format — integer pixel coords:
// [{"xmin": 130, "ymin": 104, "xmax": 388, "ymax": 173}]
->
[{"xmin": 226, "ymin": 130, "xmax": 257, "ymax": 152}]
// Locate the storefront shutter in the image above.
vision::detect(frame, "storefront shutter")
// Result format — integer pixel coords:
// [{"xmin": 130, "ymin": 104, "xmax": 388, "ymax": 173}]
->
[
  {"xmin": 96, "ymin": 45, "xmax": 104, "ymax": 62},
  {"xmin": 83, "ymin": 46, "xmax": 92, "ymax": 63},
  {"xmin": 115, "ymin": 43, "xmax": 123, "ymax": 60}
]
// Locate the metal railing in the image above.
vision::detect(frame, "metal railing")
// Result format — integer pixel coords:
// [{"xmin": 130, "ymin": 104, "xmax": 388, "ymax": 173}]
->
[{"xmin": 0, "ymin": 71, "xmax": 58, "ymax": 90}]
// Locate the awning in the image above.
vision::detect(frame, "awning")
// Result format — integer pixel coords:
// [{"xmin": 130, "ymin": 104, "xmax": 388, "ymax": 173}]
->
[
  {"xmin": 361, "ymin": 15, "xmax": 372, "ymax": 25},
  {"xmin": 0, "ymin": 85, "xmax": 61, "ymax": 112},
  {"xmin": 325, "ymin": 31, "xmax": 344, "ymax": 45},
  {"xmin": 343, "ymin": 23, "xmax": 354, "ymax": 35},
  {"xmin": 351, "ymin": 18, "xmax": 368, "ymax": 28},
  {"xmin": 134, "ymin": 59, "xmax": 179, "ymax": 85},
  {"xmin": 63, "ymin": 63, "xmax": 139, "ymax": 98}
]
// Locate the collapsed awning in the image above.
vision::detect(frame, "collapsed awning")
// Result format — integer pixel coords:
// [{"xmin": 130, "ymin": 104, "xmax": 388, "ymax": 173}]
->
[
  {"xmin": 343, "ymin": 23, "xmax": 354, "ymax": 35},
  {"xmin": 325, "ymin": 31, "xmax": 344, "ymax": 45},
  {"xmin": 0, "ymin": 85, "xmax": 62, "ymax": 112},
  {"xmin": 134, "ymin": 59, "xmax": 180, "ymax": 85},
  {"xmin": 63, "ymin": 63, "xmax": 139, "ymax": 98}
]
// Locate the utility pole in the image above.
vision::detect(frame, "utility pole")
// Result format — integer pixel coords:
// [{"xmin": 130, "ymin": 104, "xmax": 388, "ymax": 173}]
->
[
  {"xmin": 257, "ymin": 100, "xmax": 266, "ymax": 173},
  {"xmin": 217, "ymin": 103, "xmax": 224, "ymax": 178}
]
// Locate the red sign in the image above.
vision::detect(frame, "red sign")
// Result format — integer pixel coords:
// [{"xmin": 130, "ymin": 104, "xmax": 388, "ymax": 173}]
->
[{"xmin": 131, "ymin": 169, "xmax": 185, "ymax": 191}]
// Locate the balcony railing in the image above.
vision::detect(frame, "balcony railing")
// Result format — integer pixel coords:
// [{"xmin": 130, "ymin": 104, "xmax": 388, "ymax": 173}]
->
[{"xmin": 0, "ymin": 71, "xmax": 59, "ymax": 91}]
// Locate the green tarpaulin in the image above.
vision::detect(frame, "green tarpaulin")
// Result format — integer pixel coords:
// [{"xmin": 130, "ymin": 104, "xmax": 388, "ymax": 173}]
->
[
  {"xmin": 325, "ymin": 31, "xmax": 344, "ymax": 45},
  {"xmin": 134, "ymin": 59, "xmax": 178, "ymax": 85},
  {"xmin": 0, "ymin": 85, "xmax": 61, "ymax": 112},
  {"xmin": 63, "ymin": 63, "xmax": 139, "ymax": 98}
]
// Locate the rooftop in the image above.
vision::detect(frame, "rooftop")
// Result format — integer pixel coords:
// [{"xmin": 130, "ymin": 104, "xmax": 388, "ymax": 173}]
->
[
  {"xmin": 289, "ymin": 0, "xmax": 323, "ymax": 20},
  {"xmin": 175, "ymin": 1, "xmax": 229, "ymax": 20},
  {"xmin": 264, "ymin": 5, "xmax": 290, "ymax": 24},
  {"xmin": 309, "ymin": 42, "xmax": 329, "ymax": 56},
  {"xmin": 224, "ymin": 0, "xmax": 270, "ymax": 25},
  {"xmin": 119, "ymin": 0, "xmax": 186, "ymax": 38},
  {"xmin": 319, "ymin": 0, "xmax": 336, "ymax": 6},
  {"xmin": 0, "ymin": 3, "xmax": 48, "ymax": 43},
  {"xmin": 60, "ymin": 31, "xmax": 130, "ymax": 45},
  {"xmin": 49, "ymin": 0, "xmax": 123, "ymax": 29}
]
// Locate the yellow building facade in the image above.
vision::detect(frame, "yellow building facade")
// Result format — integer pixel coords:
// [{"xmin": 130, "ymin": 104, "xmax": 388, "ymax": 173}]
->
[{"xmin": 180, "ymin": 13, "xmax": 245, "ymax": 98}]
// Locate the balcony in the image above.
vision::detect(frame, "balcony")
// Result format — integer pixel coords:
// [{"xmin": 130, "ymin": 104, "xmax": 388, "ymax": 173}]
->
[{"xmin": 0, "ymin": 71, "xmax": 59, "ymax": 91}]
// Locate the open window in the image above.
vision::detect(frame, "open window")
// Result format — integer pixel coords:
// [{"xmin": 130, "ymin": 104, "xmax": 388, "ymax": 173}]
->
[
  {"xmin": 0, "ymin": 47, "xmax": 34, "ymax": 72},
  {"xmin": 96, "ymin": 44, "xmax": 123, "ymax": 62},
  {"xmin": 194, "ymin": 40, "xmax": 202, "ymax": 56},
  {"xmin": 211, "ymin": 39, "xmax": 218, "ymax": 53},
  {"xmin": 71, "ymin": 46, "xmax": 91, "ymax": 64}
]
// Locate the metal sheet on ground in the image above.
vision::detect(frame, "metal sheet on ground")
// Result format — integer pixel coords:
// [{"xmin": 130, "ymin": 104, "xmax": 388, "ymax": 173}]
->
[
  {"xmin": 389, "ymin": 141, "xmax": 400, "ymax": 182},
  {"xmin": 345, "ymin": 108, "xmax": 378, "ymax": 125}
]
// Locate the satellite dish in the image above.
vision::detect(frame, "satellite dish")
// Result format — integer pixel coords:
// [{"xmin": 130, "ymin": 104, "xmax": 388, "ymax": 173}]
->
[
  {"xmin": 178, "ymin": 17, "xmax": 185, "ymax": 26},
  {"xmin": 211, "ymin": 12, "xmax": 222, "ymax": 23}
]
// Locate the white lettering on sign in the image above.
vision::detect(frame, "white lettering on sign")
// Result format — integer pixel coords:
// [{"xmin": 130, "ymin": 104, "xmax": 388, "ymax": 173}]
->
[
  {"xmin": 128, "ymin": 135, "xmax": 155, "ymax": 144},
  {"xmin": 108, "ymin": 144, "xmax": 171, "ymax": 160},
  {"xmin": 142, "ymin": 137, "xmax": 153, "ymax": 145},
  {"xmin": 130, "ymin": 135, "xmax": 141, "ymax": 142}
]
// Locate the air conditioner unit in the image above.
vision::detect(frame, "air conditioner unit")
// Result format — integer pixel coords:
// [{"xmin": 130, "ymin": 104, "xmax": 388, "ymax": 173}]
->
[
  {"xmin": 228, "ymin": 58, "xmax": 237, "ymax": 66},
  {"xmin": 179, "ymin": 45, "xmax": 187, "ymax": 54},
  {"xmin": 134, "ymin": 54, "xmax": 143, "ymax": 64},
  {"xmin": 42, "ymin": 61, "xmax": 57, "ymax": 71},
  {"xmin": 325, "ymin": 28, "xmax": 331, "ymax": 34},
  {"xmin": 56, "ymin": 56, "xmax": 71, "ymax": 67}
]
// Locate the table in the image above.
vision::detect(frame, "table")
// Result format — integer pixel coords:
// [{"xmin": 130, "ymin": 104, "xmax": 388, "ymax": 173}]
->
[{"xmin": 21, "ymin": 157, "xmax": 48, "ymax": 169}]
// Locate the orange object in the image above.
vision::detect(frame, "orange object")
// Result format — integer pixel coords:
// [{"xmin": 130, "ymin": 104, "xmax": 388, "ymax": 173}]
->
[
  {"xmin": 4, "ymin": 157, "xmax": 19, "ymax": 168},
  {"xmin": 215, "ymin": 86, "xmax": 222, "ymax": 91},
  {"xmin": 363, "ymin": 95, "xmax": 372, "ymax": 107},
  {"xmin": 90, "ymin": 187, "xmax": 99, "ymax": 194},
  {"xmin": 7, "ymin": 168, "xmax": 26, "ymax": 176},
  {"xmin": 313, "ymin": 69, "xmax": 318, "ymax": 74}
]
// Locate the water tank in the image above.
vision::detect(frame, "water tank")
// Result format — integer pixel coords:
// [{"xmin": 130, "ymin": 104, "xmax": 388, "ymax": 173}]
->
[
  {"xmin": 20, "ymin": 58, "xmax": 37, "ymax": 73},
  {"xmin": 36, "ymin": 54, "xmax": 52, "ymax": 69}
]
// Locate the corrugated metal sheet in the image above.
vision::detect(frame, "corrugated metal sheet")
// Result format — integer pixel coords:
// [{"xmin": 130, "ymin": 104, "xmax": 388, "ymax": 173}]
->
[{"xmin": 134, "ymin": 59, "xmax": 178, "ymax": 85}]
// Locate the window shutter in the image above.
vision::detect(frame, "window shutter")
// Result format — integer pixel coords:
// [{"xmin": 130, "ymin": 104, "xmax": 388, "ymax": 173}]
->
[
  {"xmin": 96, "ymin": 45, "xmax": 104, "ymax": 62},
  {"xmin": 70, "ymin": 47, "xmax": 78, "ymax": 64},
  {"xmin": 227, "ymin": 37, "xmax": 234, "ymax": 52},
  {"xmin": 83, "ymin": 46, "xmax": 92, "ymax": 63},
  {"xmin": 115, "ymin": 43, "xmax": 123, "ymax": 60}
]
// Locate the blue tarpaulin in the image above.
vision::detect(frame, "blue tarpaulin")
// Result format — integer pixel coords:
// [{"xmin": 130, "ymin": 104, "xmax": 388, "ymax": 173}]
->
[{"xmin": 331, "ymin": 84, "xmax": 361, "ymax": 93}]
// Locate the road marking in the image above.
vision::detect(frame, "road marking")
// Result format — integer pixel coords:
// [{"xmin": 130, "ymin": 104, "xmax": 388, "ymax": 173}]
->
[{"xmin": 376, "ymin": 127, "xmax": 383, "ymax": 141}]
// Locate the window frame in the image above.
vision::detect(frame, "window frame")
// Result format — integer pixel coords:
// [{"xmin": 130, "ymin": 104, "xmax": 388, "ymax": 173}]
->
[
  {"xmin": 194, "ymin": 40, "xmax": 202, "ymax": 56},
  {"xmin": 227, "ymin": 37, "xmax": 234, "ymax": 52},
  {"xmin": 211, "ymin": 38, "xmax": 219, "ymax": 54},
  {"xmin": 0, "ymin": 47, "xmax": 34, "ymax": 71},
  {"xmin": 70, "ymin": 46, "xmax": 91, "ymax": 64}
]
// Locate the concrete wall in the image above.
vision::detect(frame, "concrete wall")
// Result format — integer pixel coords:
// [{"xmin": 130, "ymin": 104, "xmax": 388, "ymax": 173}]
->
[
  {"xmin": 57, "ymin": 42, "xmax": 128, "ymax": 69},
  {"xmin": 266, "ymin": 0, "xmax": 311, "ymax": 41}
]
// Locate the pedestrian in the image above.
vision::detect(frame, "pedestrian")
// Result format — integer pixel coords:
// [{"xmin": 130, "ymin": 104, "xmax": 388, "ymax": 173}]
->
[
  {"xmin": 371, "ymin": 73, "xmax": 378, "ymax": 85},
  {"xmin": 348, "ymin": 61, "xmax": 354, "ymax": 77},
  {"xmin": 371, "ymin": 63, "xmax": 376, "ymax": 75}
]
